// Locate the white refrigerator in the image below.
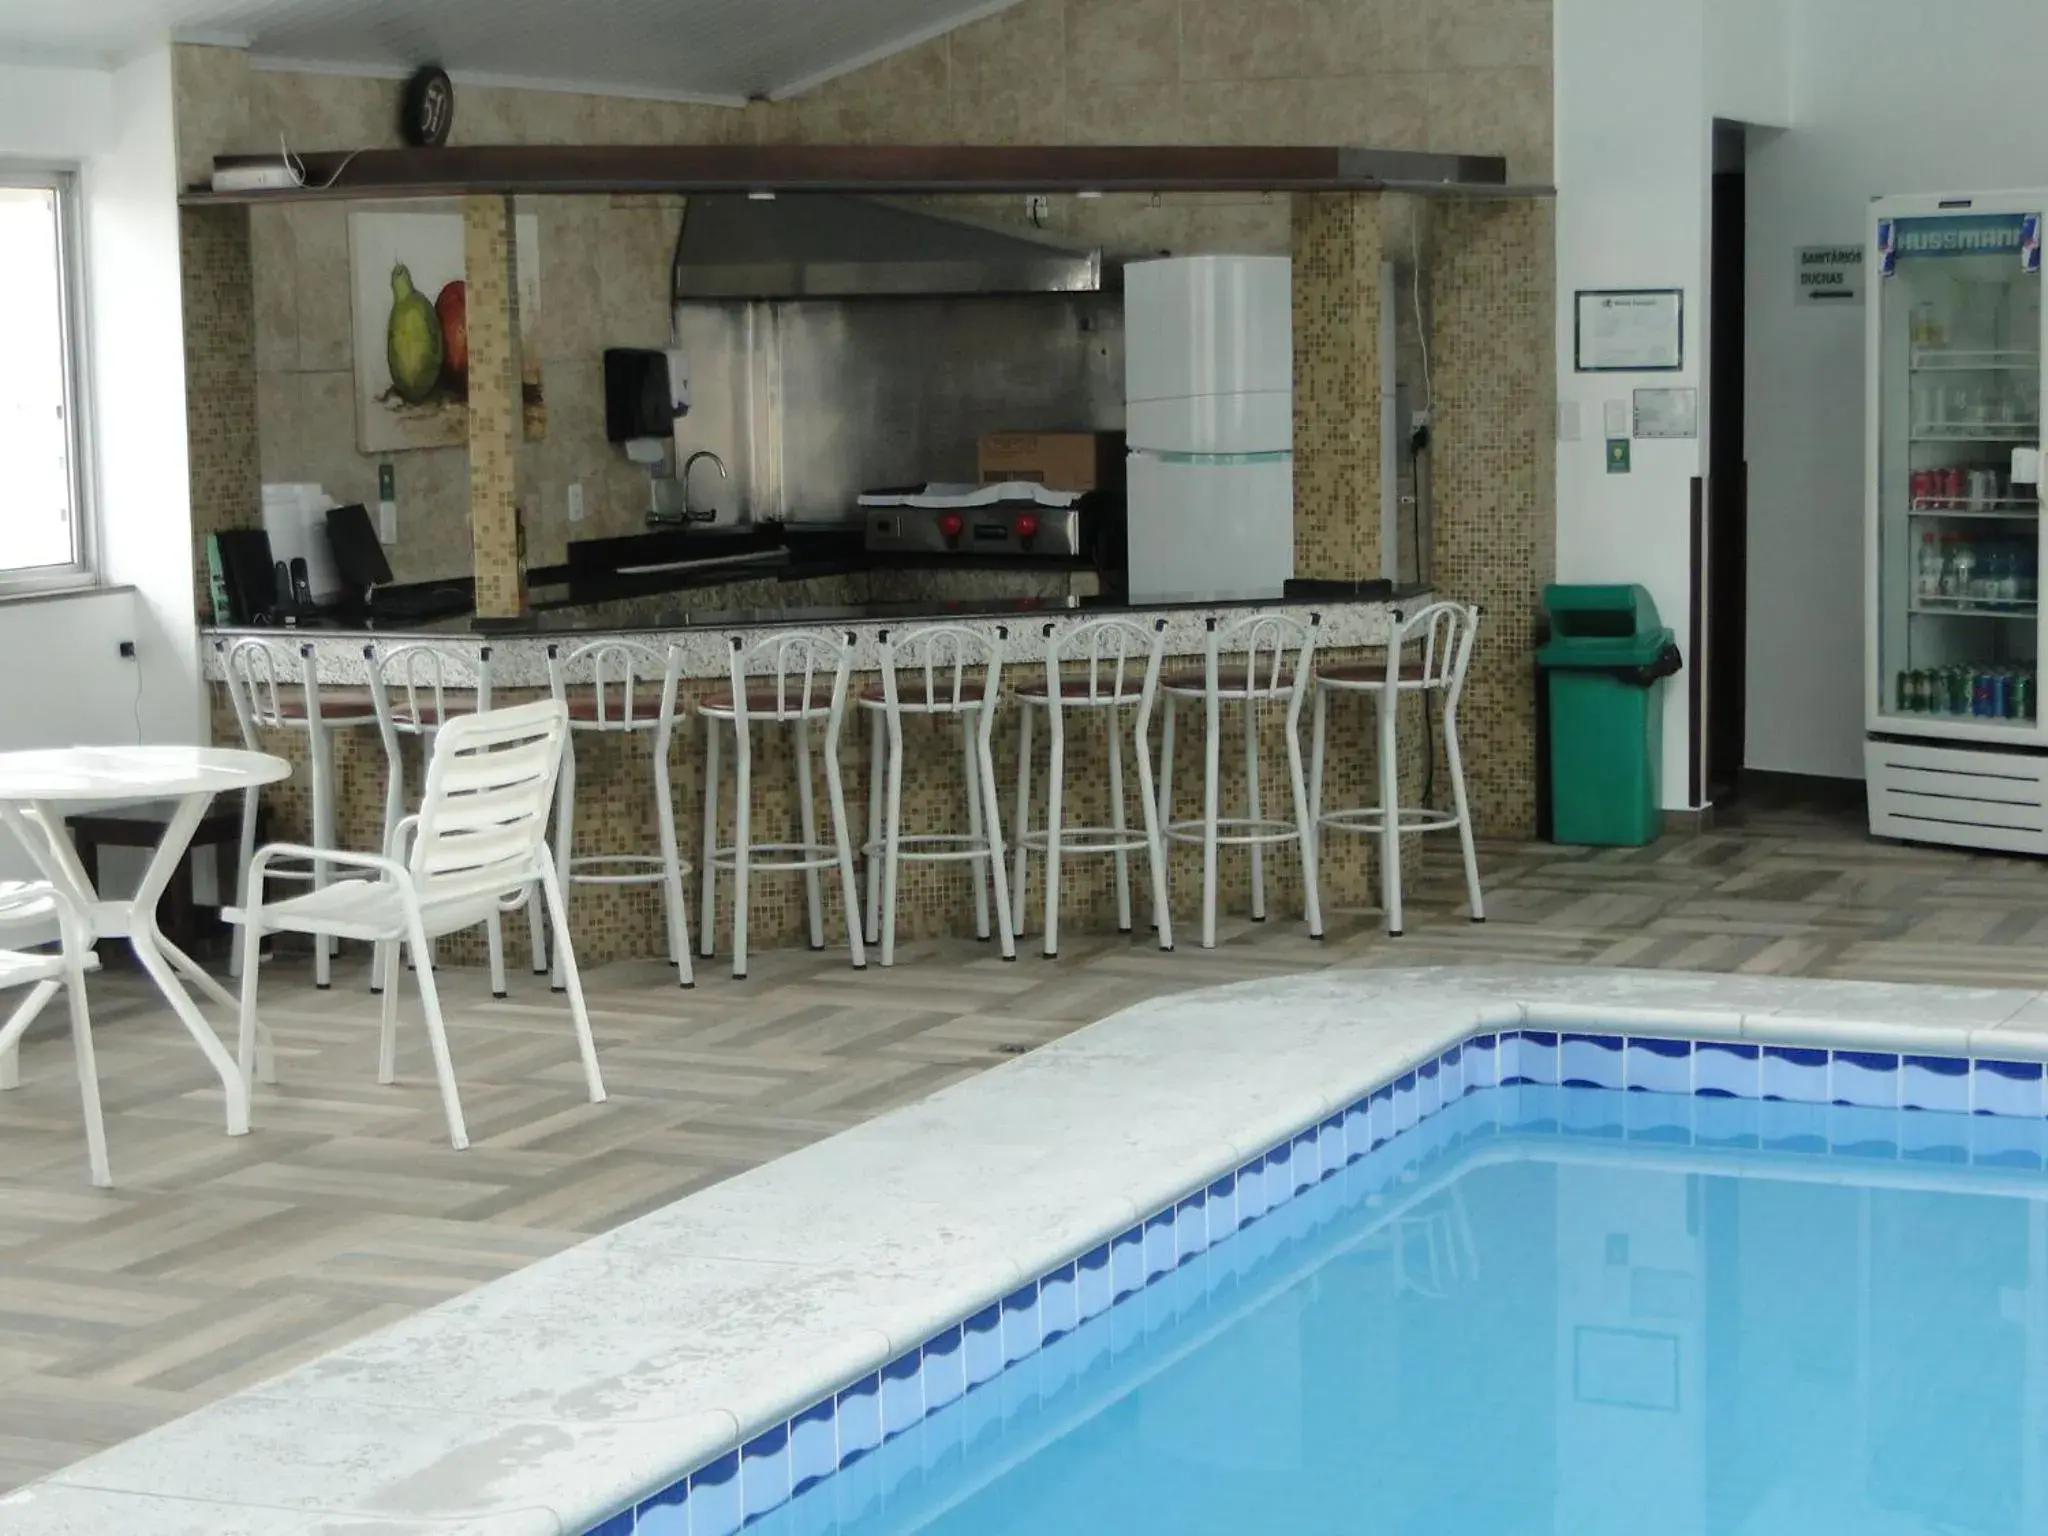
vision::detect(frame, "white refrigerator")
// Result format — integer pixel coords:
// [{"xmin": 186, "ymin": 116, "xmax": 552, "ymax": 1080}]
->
[
  {"xmin": 1865, "ymin": 190, "xmax": 2048, "ymax": 851},
  {"xmin": 1124, "ymin": 255, "xmax": 1294, "ymax": 603}
]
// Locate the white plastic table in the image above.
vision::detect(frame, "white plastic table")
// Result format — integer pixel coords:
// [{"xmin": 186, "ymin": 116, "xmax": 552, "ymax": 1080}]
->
[{"xmin": 0, "ymin": 745, "xmax": 291, "ymax": 1136}]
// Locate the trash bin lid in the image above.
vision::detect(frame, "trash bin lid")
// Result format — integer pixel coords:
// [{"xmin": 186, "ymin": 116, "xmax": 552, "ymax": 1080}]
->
[{"xmin": 1537, "ymin": 583, "xmax": 1675, "ymax": 668}]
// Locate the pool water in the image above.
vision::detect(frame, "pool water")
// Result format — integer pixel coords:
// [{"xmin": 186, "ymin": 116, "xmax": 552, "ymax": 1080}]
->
[{"xmin": 759, "ymin": 1085, "xmax": 2048, "ymax": 1536}]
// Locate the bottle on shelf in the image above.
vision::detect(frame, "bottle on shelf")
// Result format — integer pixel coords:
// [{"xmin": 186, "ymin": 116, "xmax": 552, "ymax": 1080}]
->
[
  {"xmin": 1950, "ymin": 536, "xmax": 1977, "ymax": 602},
  {"xmin": 1917, "ymin": 531, "xmax": 1944, "ymax": 599}
]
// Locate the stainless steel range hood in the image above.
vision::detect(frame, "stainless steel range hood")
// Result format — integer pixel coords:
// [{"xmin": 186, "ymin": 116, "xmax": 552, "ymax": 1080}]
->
[{"xmin": 670, "ymin": 193, "xmax": 1105, "ymax": 300}]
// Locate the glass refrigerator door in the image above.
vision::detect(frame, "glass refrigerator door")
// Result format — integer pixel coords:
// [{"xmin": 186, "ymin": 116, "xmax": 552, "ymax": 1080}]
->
[{"xmin": 1874, "ymin": 207, "xmax": 2044, "ymax": 732}]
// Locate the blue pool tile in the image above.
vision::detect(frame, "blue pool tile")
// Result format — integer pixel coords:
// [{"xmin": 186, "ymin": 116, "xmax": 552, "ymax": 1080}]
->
[
  {"xmin": 1695, "ymin": 1040, "xmax": 1760, "ymax": 1099},
  {"xmin": 1289, "ymin": 1129, "xmax": 1319, "ymax": 1195},
  {"xmin": 1829, "ymin": 1104, "xmax": 1901, "ymax": 1161},
  {"xmin": 959, "ymin": 1380, "xmax": 1004, "ymax": 1456},
  {"xmin": 1902, "ymin": 1054, "xmax": 1969, "ymax": 1114},
  {"xmin": 1368, "ymin": 1085, "xmax": 1394, "ymax": 1148},
  {"xmin": 962, "ymin": 1304, "xmax": 1003, "ymax": 1388},
  {"xmin": 1560, "ymin": 1033, "xmax": 1625, "ymax": 1090},
  {"xmin": 587, "ymin": 1511, "xmax": 636, "ymax": 1536},
  {"xmin": 1075, "ymin": 1245, "xmax": 1112, "ymax": 1322},
  {"xmin": 1439, "ymin": 1043, "xmax": 1465, "ymax": 1100},
  {"xmin": 1036, "ymin": 1329, "xmax": 1080, "ymax": 1403},
  {"xmin": 1141, "ymin": 1209, "xmax": 1175, "ymax": 1280},
  {"xmin": 1832, "ymin": 1050, "xmax": 1900, "ymax": 1109},
  {"xmin": 880, "ymin": 1350, "xmax": 924, "ymax": 1437},
  {"xmin": 1974, "ymin": 1058, "xmax": 2045, "ymax": 1118},
  {"xmin": 1318, "ymin": 1114, "xmax": 1345, "ymax": 1179},
  {"xmin": 1625, "ymin": 1036, "xmax": 1692, "ymax": 1096},
  {"xmin": 1174, "ymin": 1189, "xmax": 1209, "ymax": 1263},
  {"xmin": 688, "ymin": 1450, "xmax": 742, "ymax": 1536},
  {"xmin": 1758, "ymin": 1099, "xmax": 1829, "ymax": 1154},
  {"xmin": 1971, "ymin": 1112, "xmax": 2046, "ymax": 1168},
  {"xmin": 1205, "ymin": 1171, "xmax": 1238, "ymax": 1240},
  {"xmin": 1266, "ymin": 1136, "xmax": 1298, "ymax": 1204},
  {"xmin": 1761, "ymin": 1046, "xmax": 1828, "ymax": 1103},
  {"xmin": 997, "ymin": 1350, "xmax": 1044, "ymax": 1420},
  {"xmin": 831, "ymin": 1448, "xmax": 883, "ymax": 1527},
  {"xmin": 1110, "ymin": 1222, "xmax": 1146, "ymax": 1296},
  {"xmin": 1236, "ymin": 1153, "xmax": 1270, "ymax": 1225},
  {"xmin": 835, "ymin": 1373, "xmax": 881, "ymax": 1464},
  {"xmin": 1039, "ymin": 1262, "xmax": 1079, "ymax": 1342},
  {"xmin": 1464, "ymin": 1033, "xmax": 1500, "ymax": 1090},
  {"xmin": 741, "ymin": 1420, "xmax": 792, "ymax": 1519},
  {"xmin": 1519, "ymin": 1030, "xmax": 1560, "ymax": 1086},
  {"xmin": 1108, "ymin": 1288, "xmax": 1148, "ymax": 1355},
  {"xmin": 1899, "ymin": 1109, "xmax": 1970, "ymax": 1163},
  {"xmin": 1497, "ymin": 1030, "xmax": 1526, "ymax": 1084},
  {"xmin": 1694, "ymin": 1093, "xmax": 1761, "ymax": 1149},
  {"xmin": 1000, "ymin": 1281, "xmax": 1041, "ymax": 1365},
  {"xmin": 1623, "ymin": 1088, "xmax": 1692, "ymax": 1142},
  {"xmin": 783, "ymin": 1482, "xmax": 843, "ymax": 1536},
  {"xmin": 789, "ymin": 1398, "xmax": 836, "ymax": 1495},
  {"xmin": 1393, "ymin": 1071, "xmax": 1419, "ymax": 1132},
  {"xmin": 922, "ymin": 1323, "xmax": 967, "ymax": 1411},
  {"xmin": 1559, "ymin": 1086, "xmax": 1624, "ymax": 1139},
  {"xmin": 1340, "ymin": 1100, "xmax": 1369, "ymax": 1165},
  {"xmin": 636, "ymin": 1476, "xmax": 691, "ymax": 1535},
  {"xmin": 1418, "ymin": 1057, "xmax": 1442, "ymax": 1119}
]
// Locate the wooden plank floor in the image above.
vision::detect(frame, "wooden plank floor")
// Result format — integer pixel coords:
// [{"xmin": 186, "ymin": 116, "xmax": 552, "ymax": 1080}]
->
[{"xmin": 0, "ymin": 798, "xmax": 2044, "ymax": 1489}]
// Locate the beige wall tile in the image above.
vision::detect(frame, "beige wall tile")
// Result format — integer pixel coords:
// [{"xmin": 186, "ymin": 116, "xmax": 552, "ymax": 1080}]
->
[
  {"xmin": 290, "ymin": 204, "xmax": 354, "ymax": 374},
  {"xmin": 1428, "ymin": 0, "xmax": 1551, "ymax": 71},
  {"xmin": 1425, "ymin": 64, "xmax": 1552, "ymax": 180},
  {"xmin": 1301, "ymin": 73, "xmax": 1430, "ymax": 148},
  {"xmin": 1181, "ymin": 0, "xmax": 1307, "ymax": 82},
  {"xmin": 1065, "ymin": 0, "xmax": 1181, "ymax": 87},
  {"xmin": 248, "ymin": 207, "xmax": 298, "ymax": 373},
  {"xmin": 1066, "ymin": 81, "xmax": 1186, "ymax": 144},
  {"xmin": 1180, "ymin": 79, "xmax": 1311, "ymax": 144},
  {"xmin": 1300, "ymin": 0, "xmax": 1384, "ymax": 77}
]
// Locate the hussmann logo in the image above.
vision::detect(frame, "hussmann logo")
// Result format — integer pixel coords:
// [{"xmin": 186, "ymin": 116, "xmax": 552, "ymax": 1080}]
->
[
  {"xmin": 2024, "ymin": 213, "xmax": 2042, "ymax": 273},
  {"xmin": 1896, "ymin": 214, "xmax": 2030, "ymax": 258}
]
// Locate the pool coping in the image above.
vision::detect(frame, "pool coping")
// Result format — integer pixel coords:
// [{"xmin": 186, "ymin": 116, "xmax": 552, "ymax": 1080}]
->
[{"xmin": 9, "ymin": 962, "xmax": 2048, "ymax": 1534}]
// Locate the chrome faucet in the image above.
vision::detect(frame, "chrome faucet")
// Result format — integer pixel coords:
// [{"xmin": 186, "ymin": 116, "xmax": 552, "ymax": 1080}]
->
[{"xmin": 681, "ymin": 450, "xmax": 729, "ymax": 523}]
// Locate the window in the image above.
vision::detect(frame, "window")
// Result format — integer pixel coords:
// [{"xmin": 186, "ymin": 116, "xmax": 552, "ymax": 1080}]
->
[{"xmin": 0, "ymin": 171, "xmax": 89, "ymax": 596}]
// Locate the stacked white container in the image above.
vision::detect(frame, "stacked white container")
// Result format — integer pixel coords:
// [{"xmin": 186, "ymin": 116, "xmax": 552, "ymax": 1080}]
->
[{"xmin": 1123, "ymin": 255, "xmax": 1294, "ymax": 602}]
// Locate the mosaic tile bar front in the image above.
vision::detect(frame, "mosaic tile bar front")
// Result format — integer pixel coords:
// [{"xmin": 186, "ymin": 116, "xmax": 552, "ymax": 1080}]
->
[{"xmin": 205, "ymin": 600, "xmax": 1441, "ymax": 967}]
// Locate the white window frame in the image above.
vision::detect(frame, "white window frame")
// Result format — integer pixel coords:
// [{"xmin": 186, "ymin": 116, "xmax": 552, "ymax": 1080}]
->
[{"xmin": 0, "ymin": 164, "xmax": 95, "ymax": 600}]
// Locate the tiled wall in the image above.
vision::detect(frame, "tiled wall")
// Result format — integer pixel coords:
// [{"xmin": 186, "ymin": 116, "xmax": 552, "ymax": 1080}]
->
[
  {"xmin": 463, "ymin": 197, "xmax": 527, "ymax": 617},
  {"xmin": 1291, "ymin": 193, "xmax": 1385, "ymax": 583}
]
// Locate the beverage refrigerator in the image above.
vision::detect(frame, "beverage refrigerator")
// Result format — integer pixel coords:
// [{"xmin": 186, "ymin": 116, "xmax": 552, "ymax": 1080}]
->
[{"xmin": 1866, "ymin": 191, "xmax": 2048, "ymax": 852}]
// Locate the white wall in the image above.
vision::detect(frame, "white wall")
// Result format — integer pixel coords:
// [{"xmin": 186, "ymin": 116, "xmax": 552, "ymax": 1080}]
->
[{"xmin": 1744, "ymin": 0, "xmax": 2048, "ymax": 779}]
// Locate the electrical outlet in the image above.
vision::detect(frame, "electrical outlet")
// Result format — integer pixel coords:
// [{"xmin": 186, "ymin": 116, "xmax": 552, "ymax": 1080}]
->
[
  {"xmin": 567, "ymin": 483, "xmax": 585, "ymax": 523},
  {"xmin": 1025, "ymin": 194, "xmax": 1050, "ymax": 224},
  {"xmin": 117, "ymin": 640, "xmax": 136, "ymax": 659}
]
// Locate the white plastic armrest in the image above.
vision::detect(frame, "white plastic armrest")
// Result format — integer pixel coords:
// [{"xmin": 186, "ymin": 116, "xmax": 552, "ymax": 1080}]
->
[
  {"xmin": 249, "ymin": 843, "xmax": 410, "ymax": 883},
  {"xmin": 385, "ymin": 814, "xmax": 422, "ymax": 861}
]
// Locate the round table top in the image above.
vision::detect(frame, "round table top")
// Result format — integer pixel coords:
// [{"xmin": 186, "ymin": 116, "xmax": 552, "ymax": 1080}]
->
[{"xmin": 0, "ymin": 745, "xmax": 291, "ymax": 803}]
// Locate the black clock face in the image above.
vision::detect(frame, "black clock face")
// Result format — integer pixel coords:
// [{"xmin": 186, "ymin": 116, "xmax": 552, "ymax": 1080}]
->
[{"xmin": 404, "ymin": 67, "xmax": 455, "ymax": 148}]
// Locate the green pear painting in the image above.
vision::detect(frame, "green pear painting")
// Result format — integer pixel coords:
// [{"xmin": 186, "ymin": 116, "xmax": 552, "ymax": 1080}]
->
[{"xmin": 349, "ymin": 209, "xmax": 544, "ymax": 454}]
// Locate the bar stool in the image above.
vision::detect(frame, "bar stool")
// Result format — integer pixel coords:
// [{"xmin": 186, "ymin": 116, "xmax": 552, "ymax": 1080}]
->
[
  {"xmin": 860, "ymin": 624, "xmax": 1015, "ymax": 968},
  {"xmin": 1011, "ymin": 616, "xmax": 1173, "ymax": 958},
  {"xmin": 546, "ymin": 640, "xmax": 692, "ymax": 990},
  {"xmin": 1309, "ymin": 600, "xmax": 1484, "ymax": 937},
  {"xmin": 221, "ymin": 636, "xmax": 380, "ymax": 988},
  {"xmin": 1157, "ymin": 611, "xmax": 1323, "ymax": 950},
  {"xmin": 699, "ymin": 630, "xmax": 864, "ymax": 979},
  {"xmin": 366, "ymin": 641, "xmax": 548, "ymax": 998}
]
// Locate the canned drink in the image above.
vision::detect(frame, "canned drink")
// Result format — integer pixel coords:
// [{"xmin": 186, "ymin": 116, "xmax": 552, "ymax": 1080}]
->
[
  {"xmin": 1948, "ymin": 467, "xmax": 1968, "ymax": 508},
  {"xmin": 2020, "ymin": 672, "xmax": 2037, "ymax": 722},
  {"xmin": 1897, "ymin": 670, "xmax": 1914, "ymax": 712},
  {"xmin": 1974, "ymin": 671, "xmax": 1995, "ymax": 717},
  {"xmin": 1992, "ymin": 670, "xmax": 2011, "ymax": 719},
  {"xmin": 1911, "ymin": 469, "xmax": 1932, "ymax": 507},
  {"xmin": 1948, "ymin": 667, "xmax": 1969, "ymax": 714}
]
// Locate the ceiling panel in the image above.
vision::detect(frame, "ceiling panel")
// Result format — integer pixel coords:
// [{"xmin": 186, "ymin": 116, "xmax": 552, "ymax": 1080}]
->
[{"xmin": 0, "ymin": 0, "xmax": 1010, "ymax": 101}]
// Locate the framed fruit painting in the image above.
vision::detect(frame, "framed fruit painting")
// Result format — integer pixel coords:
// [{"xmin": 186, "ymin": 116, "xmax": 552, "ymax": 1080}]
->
[{"xmin": 348, "ymin": 205, "xmax": 544, "ymax": 454}]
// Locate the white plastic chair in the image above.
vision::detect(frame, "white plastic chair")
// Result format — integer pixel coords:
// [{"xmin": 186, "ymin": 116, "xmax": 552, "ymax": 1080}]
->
[
  {"xmin": 0, "ymin": 880, "xmax": 108, "ymax": 1187},
  {"xmin": 229, "ymin": 699, "xmax": 604, "ymax": 1151},
  {"xmin": 367, "ymin": 641, "xmax": 547, "ymax": 997},
  {"xmin": 220, "ymin": 636, "xmax": 379, "ymax": 988},
  {"xmin": 699, "ymin": 630, "xmax": 864, "ymax": 980},
  {"xmin": 546, "ymin": 640, "xmax": 692, "ymax": 991},
  {"xmin": 1157, "ymin": 611, "xmax": 1324, "ymax": 950},
  {"xmin": 1011, "ymin": 616, "xmax": 1173, "ymax": 958},
  {"xmin": 859, "ymin": 624, "xmax": 1016, "ymax": 968},
  {"xmin": 1309, "ymin": 600, "xmax": 1485, "ymax": 936}
]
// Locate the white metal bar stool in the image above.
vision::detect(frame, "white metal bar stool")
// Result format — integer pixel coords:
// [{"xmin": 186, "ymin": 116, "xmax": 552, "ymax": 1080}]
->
[
  {"xmin": 1308, "ymin": 600, "xmax": 1485, "ymax": 937},
  {"xmin": 860, "ymin": 623, "xmax": 1016, "ymax": 968},
  {"xmin": 1157, "ymin": 611, "xmax": 1324, "ymax": 950},
  {"xmin": 0, "ymin": 880, "xmax": 107, "ymax": 1186},
  {"xmin": 1011, "ymin": 616, "xmax": 1173, "ymax": 958},
  {"xmin": 546, "ymin": 640, "xmax": 693, "ymax": 991},
  {"xmin": 367, "ymin": 641, "xmax": 548, "ymax": 998},
  {"xmin": 700, "ymin": 630, "xmax": 865, "ymax": 980},
  {"xmin": 221, "ymin": 636, "xmax": 380, "ymax": 988}
]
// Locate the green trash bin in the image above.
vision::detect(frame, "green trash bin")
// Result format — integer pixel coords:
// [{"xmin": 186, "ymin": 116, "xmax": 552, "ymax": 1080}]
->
[{"xmin": 1536, "ymin": 584, "xmax": 1684, "ymax": 847}]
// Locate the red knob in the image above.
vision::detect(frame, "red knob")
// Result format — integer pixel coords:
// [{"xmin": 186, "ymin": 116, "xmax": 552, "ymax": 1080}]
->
[
  {"xmin": 938, "ymin": 512, "xmax": 965, "ymax": 543},
  {"xmin": 1014, "ymin": 513, "xmax": 1040, "ymax": 544}
]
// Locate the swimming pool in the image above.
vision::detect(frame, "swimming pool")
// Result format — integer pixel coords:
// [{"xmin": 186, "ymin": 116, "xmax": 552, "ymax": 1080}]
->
[{"xmin": 604, "ymin": 1032, "xmax": 2048, "ymax": 1536}]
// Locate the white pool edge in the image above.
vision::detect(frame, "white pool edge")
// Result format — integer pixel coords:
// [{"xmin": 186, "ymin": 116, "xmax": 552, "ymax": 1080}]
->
[{"xmin": 9, "ymin": 962, "xmax": 2048, "ymax": 1535}]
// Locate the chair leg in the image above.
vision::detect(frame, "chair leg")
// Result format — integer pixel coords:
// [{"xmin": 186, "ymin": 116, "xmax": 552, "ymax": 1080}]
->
[
  {"xmin": 1445, "ymin": 709, "xmax": 1485, "ymax": 922},
  {"xmin": 1011, "ymin": 704, "xmax": 1034, "ymax": 941},
  {"xmin": 235, "ymin": 915, "xmax": 265, "ymax": 1098},
  {"xmin": 978, "ymin": 712, "xmax": 1018, "ymax": 963},
  {"xmin": 230, "ymin": 785, "xmax": 259, "ymax": 980},
  {"xmin": 1134, "ymin": 707, "xmax": 1174, "ymax": 954},
  {"xmin": 406, "ymin": 915, "xmax": 469, "ymax": 1151},
  {"xmin": 864, "ymin": 709, "xmax": 885, "ymax": 947},
  {"xmin": 484, "ymin": 915, "xmax": 508, "ymax": 999},
  {"xmin": 1043, "ymin": 707, "xmax": 1065, "ymax": 959},
  {"xmin": 1286, "ymin": 713, "xmax": 1325, "ymax": 939},
  {"xmin": 377, "ymin": 934, "xmax": 400, "ymax": 1084},
  {"xmin": 733, "ymin": 733, "xmax": 753, "ymax": 980},
  {"xmin": 880, "ymin": 712, "xmax": 904, "ymax": 968},
  {"xmin": 526, "ymin": 883, "xmax": 548, "ymax": 975},
  {"xmin": 309, "ymin": 725, "xmax": 338, "ymax": 989},
  {"xmin": 1201, "ymin": 693, "xmax": 1221, "ymax": 951},
  {"xmin": 540, "ymin": 859, "xmax": 607, "ymax": 1104},
  {"xmin": 961, "ymin": 715, "xmax": 991, "ymax": 942},
  {"xmin": 653, "ymin": 750, "xmax": 695, "ymax": 989},
  {"xmin": 373, "ymin": 745, "xmax": 405, "ymax": 995},
  {"xmin": 793, "ymin": 719, "xmax": 827, "ymax": 951},
  {"xmin": 1244, "ymin": 701, "xmax": 1266, "ymax": 923},
  {"xmin": 823, "ymin": 731, "xmax": 867, "ymax": 971},
  {"xmin": 1309, "ymin": 686, "xmax": 1329, "ymax": 887},
  {"xmin": 1156, "ymin": 695, "xmax": 1176, "ymax": 934},
  {"xmin": 1105, "ymin": 706, "xmax": 1132, "ymax": 934},
  {"xmin": 61, "ymin": 956, "xmax": 109, "ymax": 1189},
  {"xmin": 551, "ymin": 742, "xmax": 577, "ymax": 993},
  {"xmin": 700, "ymin": 716, "xmax": 721, "ymax": 960},
  {"xmin": 0, "ymin": 981, "xmax": 56, "ymax": 1093},
  {"xmin": 1378, "ymin": 688, "xmax": 1403, "ymax": 937}
]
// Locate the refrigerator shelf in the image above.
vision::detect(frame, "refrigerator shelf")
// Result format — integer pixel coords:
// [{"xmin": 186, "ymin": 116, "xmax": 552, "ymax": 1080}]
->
[
  {"xmin": 1909, "ymin": 426, "xmax": 2040, "ymax": 443},
  {"xmin": 1909, "ymin": 499, "xmax": 2041, "ymax": 519},
  {"xmin": 1908, "ymin": 598, "xmax": 2037, "ymax": 618},
  {"xmin": 1910, "ymin": 348, "xmax": 2041, "ymax": 373}
]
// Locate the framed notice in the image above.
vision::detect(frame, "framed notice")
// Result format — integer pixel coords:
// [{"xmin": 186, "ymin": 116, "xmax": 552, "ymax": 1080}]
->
[{"xmin": 1574, "ymin": 289, "xmax": 1684, "ymax": 373}]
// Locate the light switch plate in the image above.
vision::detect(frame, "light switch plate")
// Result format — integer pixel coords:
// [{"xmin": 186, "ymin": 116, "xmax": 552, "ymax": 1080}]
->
[
  {"xmin": 1603, "ymin": 399, "xmax": 1630, "ymax": 439},
  {"xmin": 567, "ymin": 483, "xmax": 586, "ymax": 523},
  {"xmin": 1557, "ymin": 401, "xmax": 1582, "ymax": 442}
]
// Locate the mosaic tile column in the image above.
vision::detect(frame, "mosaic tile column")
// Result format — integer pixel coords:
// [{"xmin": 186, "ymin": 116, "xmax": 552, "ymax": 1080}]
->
[
  {"xmin": 464, "ymin": 195, "xmax": 525, "ymax": 620},
  {"xmin": 181, "ymin": 205, "xmax": 261, "ymax": 619},
  {"xmin": 1428, "ymin": 198, "xmax": 1557, "ymax": 841},
  {"xmin": 1291, "ymin": 193, "xmax": 1384, "ymax": 581}
]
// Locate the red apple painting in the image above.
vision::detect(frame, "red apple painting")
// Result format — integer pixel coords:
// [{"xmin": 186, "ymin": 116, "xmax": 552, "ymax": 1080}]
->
[{"xmin": 349, "ymin": 210, "xmax": 544, "ymax": 454}]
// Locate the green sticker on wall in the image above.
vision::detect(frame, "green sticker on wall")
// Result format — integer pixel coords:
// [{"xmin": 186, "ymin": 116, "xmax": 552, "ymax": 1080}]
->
[{"xmin": 1605, "ymin": 438, "xmax": 1631, "ymax": 474}]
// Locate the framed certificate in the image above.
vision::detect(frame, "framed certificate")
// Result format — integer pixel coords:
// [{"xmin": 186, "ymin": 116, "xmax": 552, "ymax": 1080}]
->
[{"xmin": 1574, "ymin": 289, "xmax": 1684, "ymax": 372}]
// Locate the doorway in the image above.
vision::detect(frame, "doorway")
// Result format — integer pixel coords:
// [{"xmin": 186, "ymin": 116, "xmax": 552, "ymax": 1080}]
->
[{"xmin": 1703, "ymin": 120, "xmax": 1750, "ymax": 805}]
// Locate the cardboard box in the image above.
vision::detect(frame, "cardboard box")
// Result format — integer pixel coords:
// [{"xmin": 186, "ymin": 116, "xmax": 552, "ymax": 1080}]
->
[{"xmin": 977, "ymin": 431, "xmax": 1126, "ymax": 492}]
